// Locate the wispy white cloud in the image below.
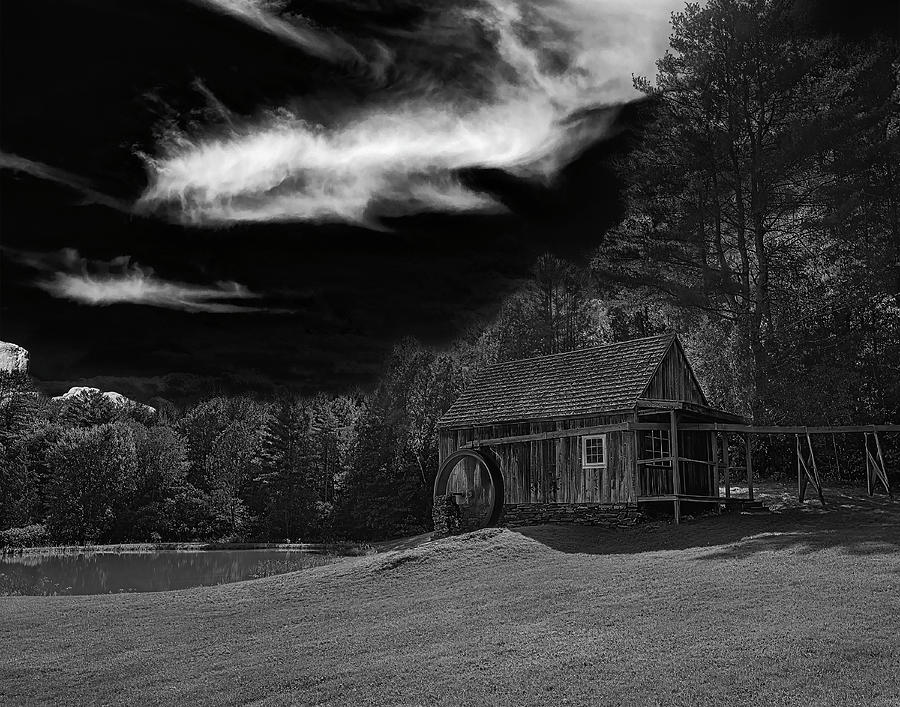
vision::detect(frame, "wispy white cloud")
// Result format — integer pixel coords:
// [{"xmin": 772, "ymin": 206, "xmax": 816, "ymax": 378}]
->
[
  {"xmin": 0, "ymin": 153, "xmax": 131, "ymax": 213},
  {"xmin": 40, "ymin": 271, "xmax": 262, "ymax": 313},
  {"xmin": 190, "ymin": 0, "xmax": 372, "ymax": 68},
  {"xmin": 139, "ymin": 0, "xmax": 679, "ymax": 227},
  {"xmin": 6, "ymin": 248, "xmax": 270, "ymax": 314}
]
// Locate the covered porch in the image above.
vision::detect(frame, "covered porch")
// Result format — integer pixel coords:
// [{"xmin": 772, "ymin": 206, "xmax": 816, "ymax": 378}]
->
[
  {"xmin": 630, "ymin": 399, "xmax": 751, "ymax": 522},
  {"xmin": 635, "ymin": 402, "xmax": 899, "ymax": 522}
]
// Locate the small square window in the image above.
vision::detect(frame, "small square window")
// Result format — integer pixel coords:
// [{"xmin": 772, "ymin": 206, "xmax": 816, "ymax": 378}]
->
[{"xmin": 582, "ymin": 434, "xmax": 606, "ymax": 468}]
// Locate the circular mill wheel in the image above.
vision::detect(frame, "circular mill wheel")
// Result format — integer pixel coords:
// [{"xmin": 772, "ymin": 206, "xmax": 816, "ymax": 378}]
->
[{"xmin": 433, "ymin": 449, "xmax": 504, "ymax": 529}]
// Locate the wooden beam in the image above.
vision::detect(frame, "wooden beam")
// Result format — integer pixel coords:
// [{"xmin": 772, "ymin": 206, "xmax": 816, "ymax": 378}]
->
[
  {"xmin": 637, "ymin": 456, "xmax": 675, "ymax": 465},
  {"xmin": 796, "ymin": 433, "xmax": 826, "ymax": 506},
  {"xmin": 798, "ymin": 434, "xmax": 810, "ymax": 502},
  {"xmin": 723, "ymin": 433, "xmax": 731, "ymax": 500},
  {"xmin": 636, "ymin": 399, "xmax": 746, "ymax": 423},
  {"xmin": 637, "ymin": 399, "xmax": 682, "ymax": 409},
  {"xmin": 865, "ymin": 433, "xmax": 873, "ymax": 497},
  {"xmin": 458, "ymin": 423, "xmax": 899, "ymax": 445},
  {"xmin": 713, "ymin": 432, "xmax": 721, "ymax": 499},
  {"xmin": 637, "ymin": 455, "xmax": 719, "ymax": 467},
  {"xmin": 461, "ymin": 422, "xmax": 631, "ymax": 448},
  {"xmin": 806, "ymin": 432, "xmax": 826, "ymax": 507},
  {"xmin": 866, "ymin": 431, "xmax": 893, "ymax": 499},
  {"xmin": 632, "ymin": 411, "xmax": 641, "ymax": 499},
  {"xmin": 873, "ymin": 431, "xmax": 890, "ymax": 499},
  {"xmin": 746, "ymin": 432, "xmax": 754, "ymax": 502},
  {"xmin": 630, "ymin": 423, "xmax": 674, "ymax": 431},
  {"xmin": 670, "ymin": 410, "xmax": 680, "ymax": 523},
  {"xmin": 679, "ymin": 423, "xmax": 900, "ymax": 434},
  {"xmin": 678, "ymin": 456, "xmax": 718, "ymax": 466},
  {"xmin": 462, "ymin": 421, "xmax": 676, "ymax": 447},
  {"xmin": 865, "ymin": 435, "xmax": 879, "ymax": 495},
  {"xmin": 873, "ymin": 430, "xmax": 887, "ymax": 473},
  {"xmin": 638, "ymin": 494, "xmax": 727, "ymax": 503}
]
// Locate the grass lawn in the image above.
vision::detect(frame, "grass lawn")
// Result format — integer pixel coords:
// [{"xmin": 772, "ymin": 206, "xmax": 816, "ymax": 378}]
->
[{"xmin": 2, "ymin": 483, "xmax": 899, "ymax": 706}]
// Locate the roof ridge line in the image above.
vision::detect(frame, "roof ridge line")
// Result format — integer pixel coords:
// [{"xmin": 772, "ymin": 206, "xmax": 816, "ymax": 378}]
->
[{"xmin": 477, "ymin": 332, "xmax": 676, "ymax": 370}]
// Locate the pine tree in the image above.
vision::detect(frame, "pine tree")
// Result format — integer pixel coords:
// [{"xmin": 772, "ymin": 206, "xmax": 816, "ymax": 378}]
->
[
  {"xmin": 258, "ymin": 396, "xmax": 315, "ymax": 540},
  {"xmin": 593, "ymin": 0, "xmax": 900, "ymax": 421}
]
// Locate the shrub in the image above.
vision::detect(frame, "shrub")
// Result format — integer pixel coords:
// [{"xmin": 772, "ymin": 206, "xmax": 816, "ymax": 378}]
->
[
  {"xmin": 129, "ymin": 484, "xmax": 231, "ymax": 542},
  {"xmin": 0, "ymin": 524, "xmax": 48, "ymax": 549},
  {"xmin": 45, "ymin": 424, "xmax": 138, "ymax": 543}
]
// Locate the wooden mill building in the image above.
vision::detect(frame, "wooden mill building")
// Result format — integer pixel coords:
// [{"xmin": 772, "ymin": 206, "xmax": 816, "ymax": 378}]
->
[{"xmin": 433, "ymin": 333, "xmax": 749, "ymax": 529}]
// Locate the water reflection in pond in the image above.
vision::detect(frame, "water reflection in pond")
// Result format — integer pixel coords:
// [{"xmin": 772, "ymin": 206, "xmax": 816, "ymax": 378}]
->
[{"xmin": 0, "ymin": 550, "xmax": 340, "ymax": 596}]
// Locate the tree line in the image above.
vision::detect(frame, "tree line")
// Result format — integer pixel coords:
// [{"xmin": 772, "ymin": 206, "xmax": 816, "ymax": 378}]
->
[{"xmin": 0, "ymin": 254, "xmax": 616, "ymax": 545}]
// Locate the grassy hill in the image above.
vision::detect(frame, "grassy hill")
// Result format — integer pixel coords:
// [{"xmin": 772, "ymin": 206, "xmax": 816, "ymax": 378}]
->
[{"xmin": 2, "ymin": 485, "xmax": 899, "ymax": 706}]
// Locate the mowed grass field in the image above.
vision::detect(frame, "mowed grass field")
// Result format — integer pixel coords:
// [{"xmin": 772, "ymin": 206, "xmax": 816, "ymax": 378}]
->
[{"xmin": 2, "ymin": 484, "xmax": 899, "ymax": 706}]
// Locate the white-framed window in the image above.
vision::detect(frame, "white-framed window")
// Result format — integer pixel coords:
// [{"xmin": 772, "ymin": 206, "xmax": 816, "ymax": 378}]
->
[{"xmin": 582, "ymin": 434, "xmax": 607, "ymax": 468}]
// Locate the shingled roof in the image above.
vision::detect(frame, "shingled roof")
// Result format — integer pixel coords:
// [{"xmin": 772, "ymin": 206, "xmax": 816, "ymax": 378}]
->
[{"xmin": 439, "ymin": 333, "xmax": 678, "ymax": 428}]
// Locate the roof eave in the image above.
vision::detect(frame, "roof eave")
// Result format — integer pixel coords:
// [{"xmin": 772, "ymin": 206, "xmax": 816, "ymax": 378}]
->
[
  {"xmin": 636, "ymin": 399, "xmax": 747, "ymax": 424},
  {"xmin": 438, "ymin": 405, "xmax": 641, "ymax": 430}
]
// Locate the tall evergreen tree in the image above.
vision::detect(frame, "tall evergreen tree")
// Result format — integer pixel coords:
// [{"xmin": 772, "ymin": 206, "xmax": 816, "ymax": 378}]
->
[
  {"xmin": 258, "ymin": 396, "xmax": 316, "ymax": 539},
  {"xmin": 593, "ymin": 0, "xmax": 900, "ymax": 421}
]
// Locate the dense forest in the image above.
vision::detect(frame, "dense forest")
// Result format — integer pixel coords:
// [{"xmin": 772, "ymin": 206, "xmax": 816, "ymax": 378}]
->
[{"xmin": 1, "ymin": 0, "xmax": 898, "ymax": 544}]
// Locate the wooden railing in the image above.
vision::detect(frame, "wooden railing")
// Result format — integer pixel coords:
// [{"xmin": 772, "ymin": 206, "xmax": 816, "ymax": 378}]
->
[{"xmin": 637, "ymin": 457, "xmax": 738, "ymax": 498}]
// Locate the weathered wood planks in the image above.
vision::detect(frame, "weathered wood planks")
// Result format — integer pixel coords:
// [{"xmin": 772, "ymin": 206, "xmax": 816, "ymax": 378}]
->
[
  {"xmin": 639, "ymin": 338, "xmax": 708, "ymax": 406},
  {"xmin": 440, "ymin": 414, "xmax": 636, "ymax": 505}
]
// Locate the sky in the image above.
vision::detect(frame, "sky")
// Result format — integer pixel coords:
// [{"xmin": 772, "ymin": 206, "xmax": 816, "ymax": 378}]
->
[{"xmin": 1, "ymin": 0, "xmax": 896, "ymax": 403}]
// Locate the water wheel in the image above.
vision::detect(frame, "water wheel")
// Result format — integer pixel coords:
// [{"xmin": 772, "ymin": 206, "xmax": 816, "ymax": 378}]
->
[{"xmin": 433, "ymin": 449, "xmax": 504, "ymax": 528}]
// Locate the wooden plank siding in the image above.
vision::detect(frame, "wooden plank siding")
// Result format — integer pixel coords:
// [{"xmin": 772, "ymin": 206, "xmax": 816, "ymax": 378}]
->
[
  {"xmin": 639, "ymin": 340, "xmax": 707, "ymax": 405},
  {"xmin": 440, "ymin": 414, "xmax": 638, "ymax": 505},
  {"xmin": 440, "ymin": 422, "xmax": 719, "ymax": 505}
]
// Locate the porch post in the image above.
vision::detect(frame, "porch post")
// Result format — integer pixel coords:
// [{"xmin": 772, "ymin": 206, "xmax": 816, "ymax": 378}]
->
[
  {"xmin": 746, "ymin": 432, "xmax": 754, "ymax": 502},
  {"xmin": 670, "ymin": 410, "xmax": 681, "ymax": 523},
  {"xmin": 865, "ymin": 433, "xmax": 873, "ymax": 496},
  {"xmin": 713, "ymin": 431, "xmax": 720, "ymax": 498},
  {"xmin": 723, "ymin": 433, "xmax": 731, "ymax": 500},
  {"xmin": 632, "ymin": 410, "xmax": 641, "ymax": 499}
]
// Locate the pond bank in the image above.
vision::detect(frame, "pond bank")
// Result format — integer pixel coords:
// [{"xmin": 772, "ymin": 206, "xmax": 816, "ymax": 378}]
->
[{"xmin": 2, "ymin": 541, "xmax": 374, "ymax": 557}]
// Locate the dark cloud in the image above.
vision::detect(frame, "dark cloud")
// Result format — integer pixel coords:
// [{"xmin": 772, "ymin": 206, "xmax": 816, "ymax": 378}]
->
[
  {"xmin": 0, "ymin": 0, "xmax": 774, "ymax": 402},
  {"xmin": 791, "ymin": 0, "xmax": 899, "ymax": 39},
  {"xmin": 0, "ymin": 153, "xmax": 132, "ymax": 213}
]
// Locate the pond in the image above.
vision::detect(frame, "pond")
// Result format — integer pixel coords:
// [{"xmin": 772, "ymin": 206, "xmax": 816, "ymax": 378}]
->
[{"xmin": 0, "ymin": 549, "xmax": 341, "ymax": 596}]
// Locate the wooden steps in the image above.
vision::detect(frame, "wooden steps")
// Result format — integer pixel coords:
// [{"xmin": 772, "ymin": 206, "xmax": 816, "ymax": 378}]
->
[
  {"xmin": 737, "ymin": 499, "xmax": 771, "ymax": 515},
  {"xmin": 720, "ymin": 498, "xmax": 771, "ymax": 514}
]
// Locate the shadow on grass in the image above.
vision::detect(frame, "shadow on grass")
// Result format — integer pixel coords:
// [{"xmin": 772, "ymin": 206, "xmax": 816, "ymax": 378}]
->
[
  {"xmin": 373, "ymin": 532, "xmax": 433, "ymax": 553},
  {"xmin": 512, "ymin": 484, "xmax": 900, "ymax": 559}
]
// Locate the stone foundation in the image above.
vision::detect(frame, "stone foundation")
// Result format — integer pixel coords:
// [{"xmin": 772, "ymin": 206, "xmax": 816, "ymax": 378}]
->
[
  {"xmin": 499, "ymin": 503, "xmax": 645, "ymax": 528},
  {"xmin": 433, "ymin": 498, "xmax": 646, "ymax": 537}
]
